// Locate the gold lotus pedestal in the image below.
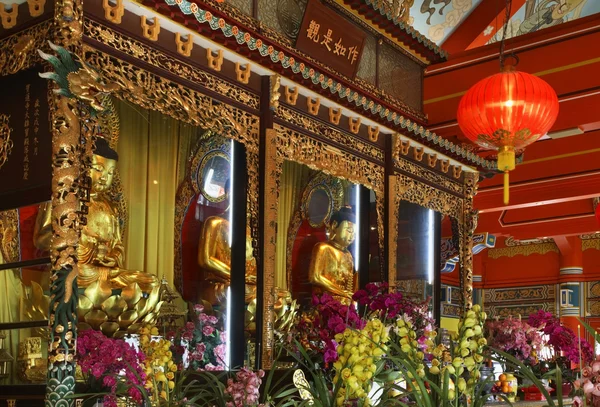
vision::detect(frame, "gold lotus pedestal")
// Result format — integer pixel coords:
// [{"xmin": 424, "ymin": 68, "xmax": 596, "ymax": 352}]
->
[{"xmin": 27, "ymin": 280, "xmax": 163, "ymax": 339}]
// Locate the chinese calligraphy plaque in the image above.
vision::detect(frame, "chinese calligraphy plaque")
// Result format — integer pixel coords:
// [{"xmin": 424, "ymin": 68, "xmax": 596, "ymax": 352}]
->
[
  {"xmin": 295, "ymin": 0, "xmax": 367, "ymax": 79},
  {"xmin": 0, "ymin": 66, "xmax": 51, "ymax": 210}
]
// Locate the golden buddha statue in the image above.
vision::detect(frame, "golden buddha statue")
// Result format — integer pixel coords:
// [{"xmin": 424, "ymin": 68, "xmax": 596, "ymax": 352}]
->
[
  {"xmin": 33, "ymin": 138, "xmax": 160, "ymax": 336},
  {"xmin": 308, "ymin": 207, "xmax": 358, "ymax": 304},
  {"xmin": 197, "ymin": 180, "xmax": 257, "ymax": 305}
]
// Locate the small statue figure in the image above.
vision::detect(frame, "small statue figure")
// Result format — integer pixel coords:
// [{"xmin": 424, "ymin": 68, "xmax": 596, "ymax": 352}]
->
[
  {"xmin": 307, "ymin": 207, "xmax": 358, "ymax": 303},
  {"xmin": 197, "ymin": 179, "xmax": 257, "ymax": 306}
]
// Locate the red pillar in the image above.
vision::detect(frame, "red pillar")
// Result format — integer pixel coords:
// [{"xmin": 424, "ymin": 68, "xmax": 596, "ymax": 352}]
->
[{"xmin": 555, "ymin": 236, "xmax": 583, "ymax": 335}]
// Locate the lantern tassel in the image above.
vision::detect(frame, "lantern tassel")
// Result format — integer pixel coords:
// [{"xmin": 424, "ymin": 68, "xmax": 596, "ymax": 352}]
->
[{"xmin": 503, "ymin": 171, "xmax": 510, "ymax": 205}]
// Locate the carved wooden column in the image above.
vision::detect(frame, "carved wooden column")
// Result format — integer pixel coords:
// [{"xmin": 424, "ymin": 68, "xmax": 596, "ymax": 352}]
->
[
  {"xmin": 459, "ymin": 171, "xmax": 478, "ymax": 311},
  {"xmin": 46, "ymin": 1, "xmax": 84, "ymax": 406}
]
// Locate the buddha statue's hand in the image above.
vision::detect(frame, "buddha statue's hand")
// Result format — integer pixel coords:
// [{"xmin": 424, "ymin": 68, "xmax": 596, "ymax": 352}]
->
[
  {"xmin": 245, "ymin": 274, "xmax": 257, "ymax": 285},
  {"xmin": 98, "ymin": 255, "xmax": 117, "ymax": 268}
]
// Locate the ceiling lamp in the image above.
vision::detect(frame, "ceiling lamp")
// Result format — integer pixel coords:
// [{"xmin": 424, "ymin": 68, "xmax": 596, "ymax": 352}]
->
[{"xmin": 456, "ymin": 0, "xmax": 559, "ymax": 205}]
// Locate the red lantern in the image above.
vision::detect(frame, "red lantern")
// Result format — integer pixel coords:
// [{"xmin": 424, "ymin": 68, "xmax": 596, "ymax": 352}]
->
[{"xmin": 456, "ymin": 65, "xmax": 559, "ymax": 204}]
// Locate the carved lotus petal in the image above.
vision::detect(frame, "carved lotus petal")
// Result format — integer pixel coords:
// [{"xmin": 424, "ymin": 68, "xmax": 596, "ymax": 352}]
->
[
  {"xmin": 83, "ymin": 280, "xmax": 112, "ymax": 308},
  {"xmin": 84, "ymin": 309, "xmax": 108, "ymax": 330},
  {"xmin": 77, "ymin": 295, "xmax": 94, "ymax": 321},
  {"xmin": 118, "ymin": 310, "xmax": 139, "ymax": 329},
  {"xmin": 127, "ymin": 323, "xmax": 142, "ymax": 335},
  {"xmin": 101, "ymin": 296, "xmax": 128, "ymax": 320},
  {"xmin": 120, "ymin": 283, "xmax": 142, "ymax": 309},
  {"xmin": 100, "ymin": 322, "xmax": 120, "ymax": 338}
]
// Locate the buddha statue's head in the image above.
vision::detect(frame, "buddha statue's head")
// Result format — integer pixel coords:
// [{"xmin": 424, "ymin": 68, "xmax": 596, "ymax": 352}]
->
[
  {"xmin": 91, "ymin": 138, "xmax": 118, "ymax": 194},
  {"xmin": 328, "ymin": 207, "xmax": 356, "ymax": 249}
]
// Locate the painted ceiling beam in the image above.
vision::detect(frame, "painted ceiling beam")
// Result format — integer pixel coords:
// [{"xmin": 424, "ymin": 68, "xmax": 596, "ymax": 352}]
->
[
  {"xmin": 476, "ymin": 171, "xmax": 600, "ymax": 213},
  {"xmin": 441, "ymin": 0, "xmax": 526, "ymax": 55},
  {"xmin": 477, "ymin": 210, "xmax": 598, "ymax": 240}
]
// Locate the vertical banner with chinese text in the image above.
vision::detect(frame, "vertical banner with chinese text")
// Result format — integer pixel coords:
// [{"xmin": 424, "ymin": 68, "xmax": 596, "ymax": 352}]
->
[{"xmin": 0, "ymin": 66, "xmax": 51, "ymax": 210}]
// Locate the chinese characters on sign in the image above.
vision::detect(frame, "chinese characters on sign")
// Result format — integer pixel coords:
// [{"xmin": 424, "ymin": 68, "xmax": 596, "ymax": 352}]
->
[
  {"xmin": 296, "ymin": 0, "xmax": 367, "ymax": 79},
  {"xmin": 0, "ymin": 66, "xmax": 51, "ymax": 210},
  {"xmin": 24, "ymin": 84, "xmax": 30, "ymax": 180}
]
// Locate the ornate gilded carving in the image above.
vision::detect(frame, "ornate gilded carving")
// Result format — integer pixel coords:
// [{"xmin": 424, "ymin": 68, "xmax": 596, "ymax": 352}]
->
[
  {"xmin": 388, "ymin": 175, "xmax": 399, "ymax": 286},
  {"xmin": 262, "ymin": 128, "xmax": 279, "ymax": 368},
  {"xmin": 394, "ymin": 174, "xmax": 463, "ymax": 219},
  {"xmin": 82, "ymin": 48, "xmax": 260, "ymax": 144},
  {"xmin": 19, "ymin": 336, "xmax": 47, "ymax": 383},
  {"xmin": 392, "ymin": 136, "xmax": 464, "ymax": 194},
  {"xmin": 485, "ymin": 285, "xmax": 555, "ymax": 303},
  {"xmin": 265, "ymin": 122, "xmax": 384, "ymax": 365},
  {"xmin": 55, "ymin": 0, "xmax": 83, "ymax": 52},
  {"xmin": 0, "ymin": 114, "xmax": 13, "ymax": 170},
  {"xmin": 0, "ymin": 21, "xmax": 51, "ymax": 77},
  {"xmin": 46, "ymin": 93, "xmax": 84, "ymax": 407},
  {"xmin": 0, "ymin": 209, "xmax": 19, "ymax": 264},
  {"xmin": 583, "ymin": 239, "xmax": 600, "ymax": 251},
  {"xmin": 488, "ymin": 242, "xmax": 559, "ymax": 259},
  {"xmin": 285, "ymin": 172, "xmax": 345, "ymax": 289},
  {"xmin": 505, "ymin": 236, "xmax": 555, "ymax": 246},
  {"xmin": 277, "ymin": 106, "xmax": 384, "ymax": 163},
  {"xmin": 458, "ymin": 171, "xmax": 478, "ymax": 310},
  {"xmin": 44, "ymin": 6, "xmax": 83, "ymax": 404},
  {"xmin": 269, "ymin": 75, "xmax": 281, "ymax": 112},
  {"xmin": 83, "ymin": 20, "xmax": 259, "ymax": 111},
  {"xmin": 274, "ymin": 124, "xmax": 384, "ymax": 193}
]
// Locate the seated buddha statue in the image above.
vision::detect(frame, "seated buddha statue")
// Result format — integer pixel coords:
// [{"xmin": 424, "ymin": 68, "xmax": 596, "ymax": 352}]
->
[
  {"xmin": 308, "ymin": 207, "xmax": 358, "ymax": 304},
  {"xmin": 197, "ymin": 179, "xmax": 257, "ymax": 306},
  {"xmin": 34, "ymin": 138, "xmax": 159, "ymax": 294}
]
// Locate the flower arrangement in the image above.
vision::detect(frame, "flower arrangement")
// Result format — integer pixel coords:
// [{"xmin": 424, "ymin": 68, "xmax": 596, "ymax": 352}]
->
[
  {"xmin": 173, "ymin": 303, "xmax": 227, "ymax": 371},
  {"xmin": 332, "ymin": 318, "xmax": 389, "ymax": 405},
  {"xmin": 76, "ymin": 329, "xmax": 146, "ymax": 407},
  {"xmin": 224, "ymin": 367, "xmax": 266, "ymax": 407},
  {"xmin": 353, "ymin": 283, "xmax": 435, "ymax": 339},
  {"xmin": 294, "ymin": 293, "xmax": 365, "ymax": 364},
  {"xmin": 139, "ymin": 325, "xmax": 179, "ymax": 404},
  {"xmin": 486, "ymin": 315, "xmax": 544, "ymax": 365},
  {"xmin": 528, "ymin": 310, "xmax": 594, "ymax": 365}
]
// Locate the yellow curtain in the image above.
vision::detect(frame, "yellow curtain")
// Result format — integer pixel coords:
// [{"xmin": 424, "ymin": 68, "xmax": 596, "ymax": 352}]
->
[
  {"xmin": 115, "ymin": 99, "xmax": 198, "ymax": 286},
  {"xmin": 275, "ymin": 161, "xmax": 313, "ymax": 289},
  {"xmin": 0, "ymin": 252, "xmax": 24, "ymax": 383}
]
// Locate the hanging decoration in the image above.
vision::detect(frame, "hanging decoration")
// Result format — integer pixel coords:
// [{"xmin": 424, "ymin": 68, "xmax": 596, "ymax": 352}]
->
[{"xmin": 456, "ymin": 0, "xmax": 559, "ymax": 204}]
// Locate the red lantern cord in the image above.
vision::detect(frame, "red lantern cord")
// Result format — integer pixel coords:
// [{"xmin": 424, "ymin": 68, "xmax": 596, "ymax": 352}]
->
[{"xmin": 456, "ymin": 0, "xmax": 559, "ymax": 204}]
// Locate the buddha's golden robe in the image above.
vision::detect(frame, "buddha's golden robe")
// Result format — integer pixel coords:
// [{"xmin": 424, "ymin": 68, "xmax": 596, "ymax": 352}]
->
[
  {"xmin": 198, "ymin": 216, "xmax": 256, "ymax": 304},
  {"xmin": 308, "ymin": 241, "xmax": 356, "ymax": 303},
  {"xmin": 77, "ymin": 197, "xmax": 158, "ymax": 292}
]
